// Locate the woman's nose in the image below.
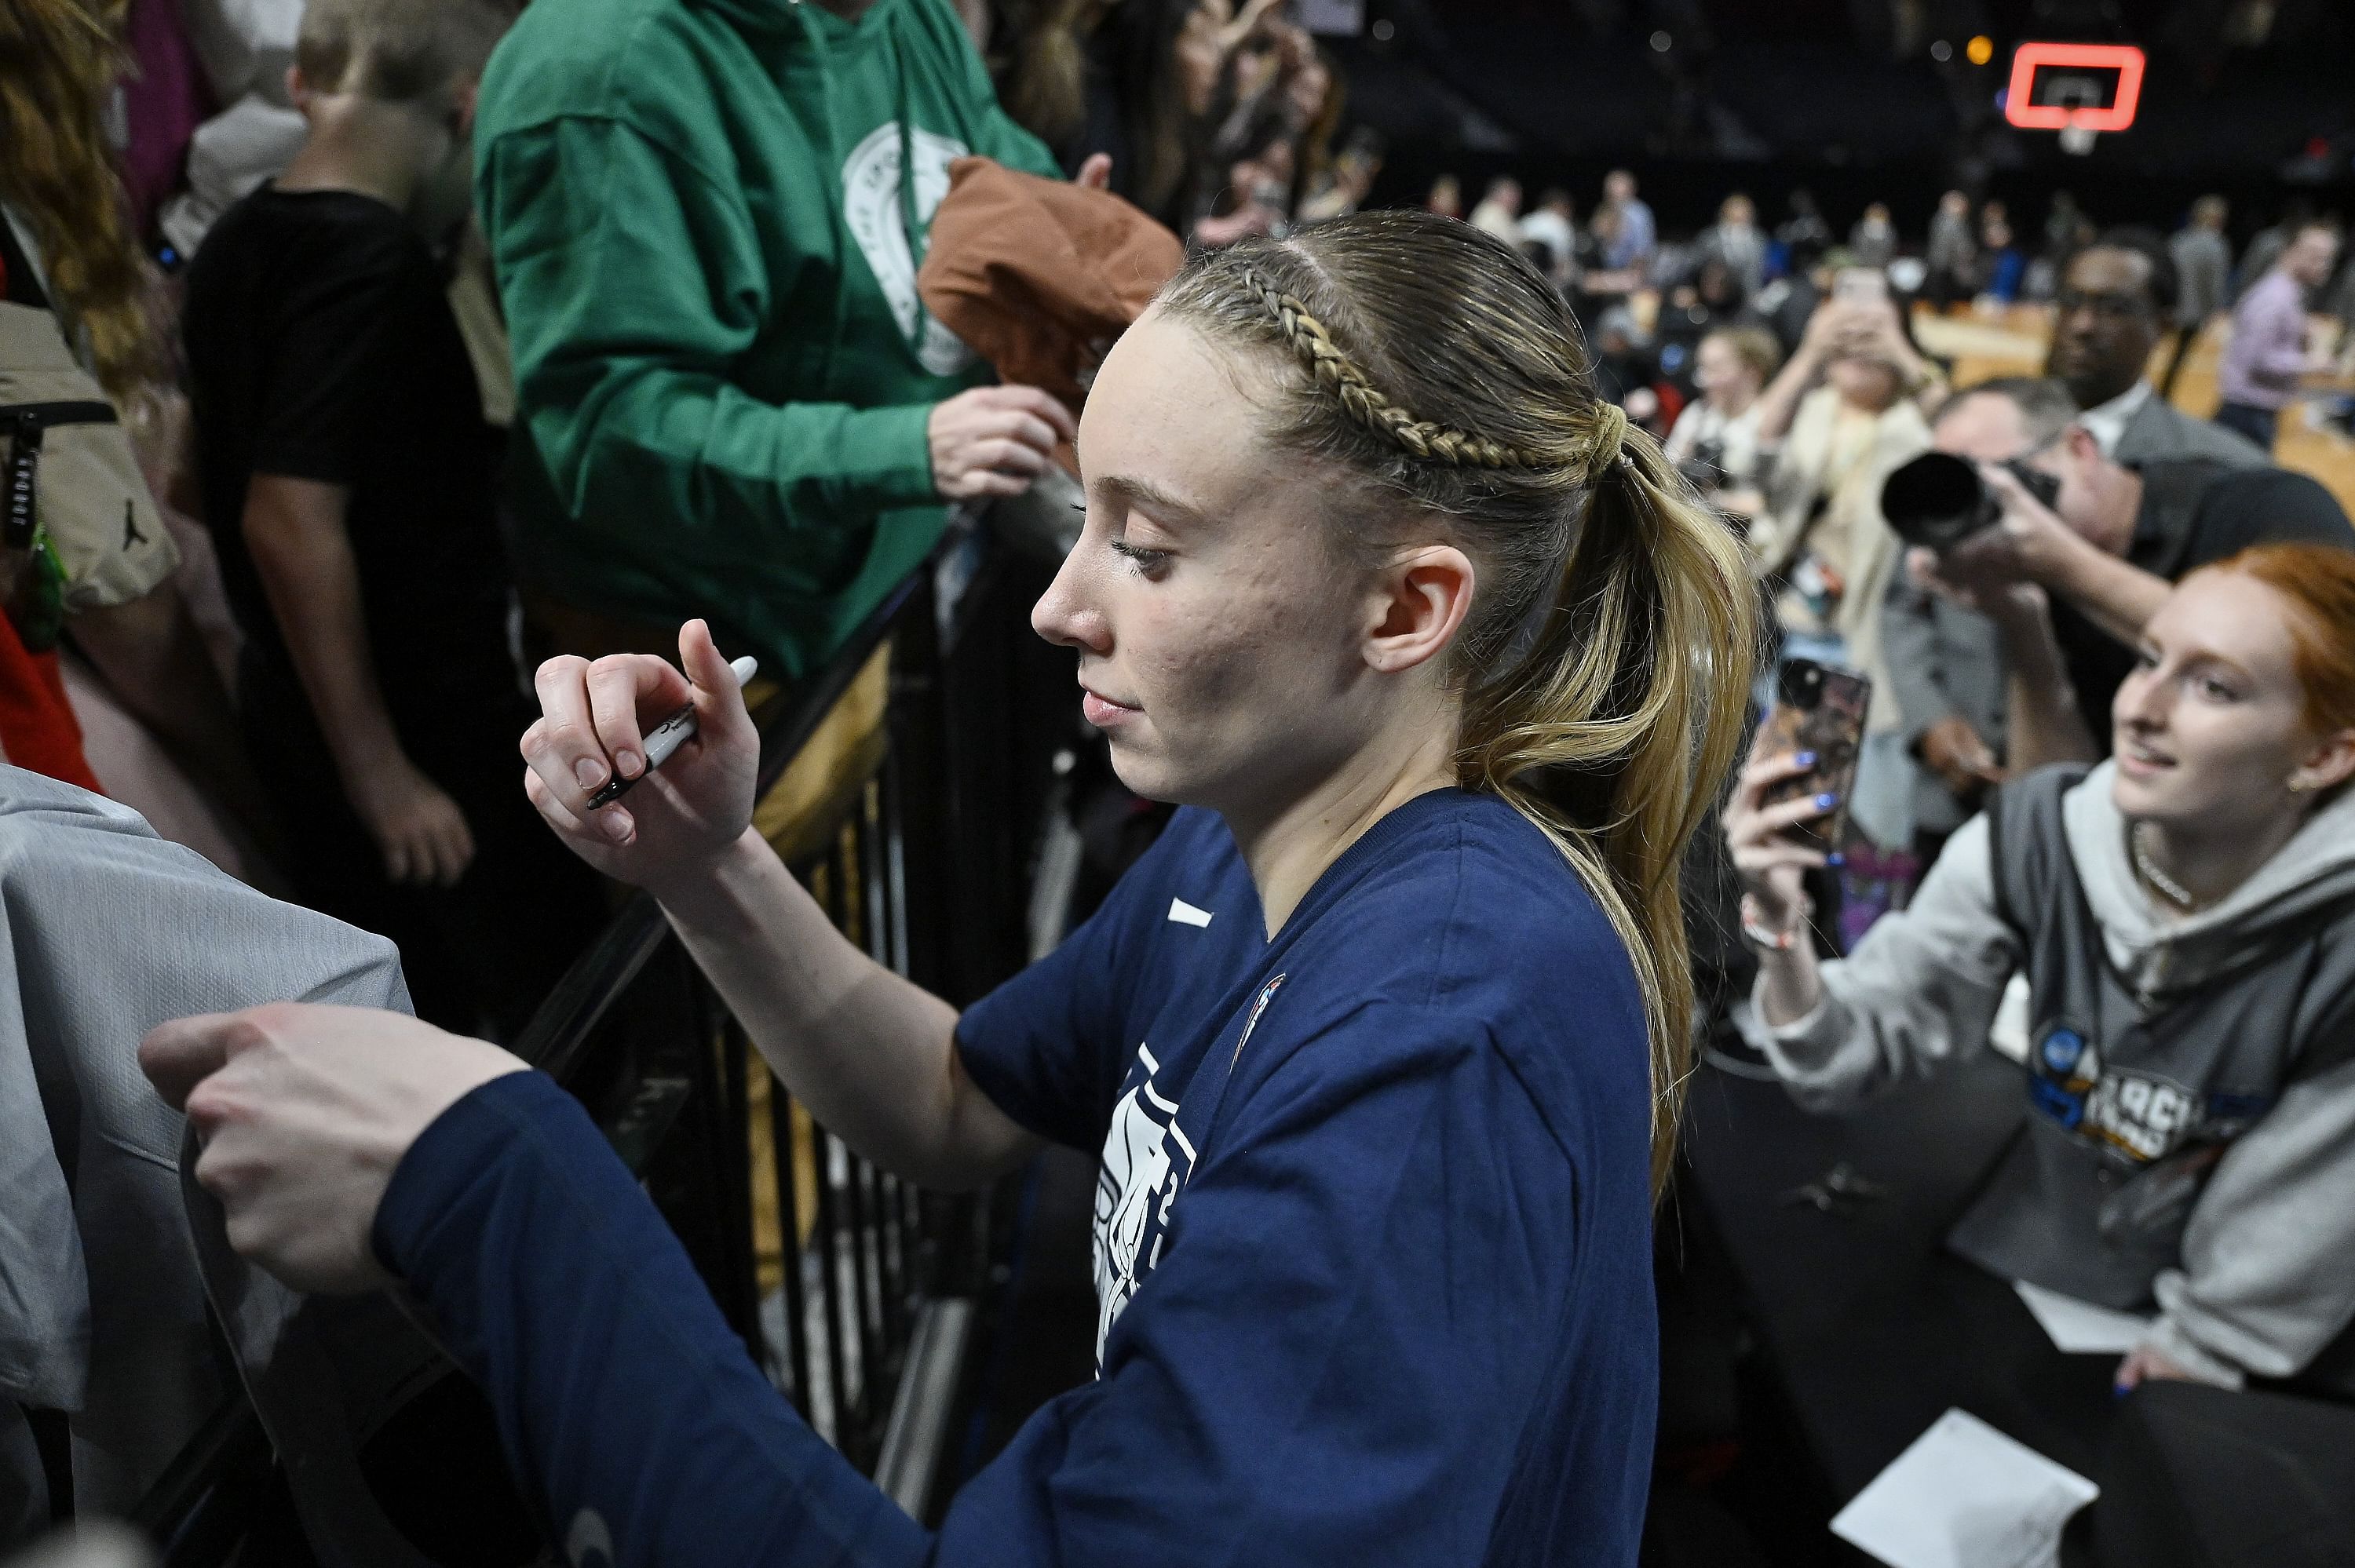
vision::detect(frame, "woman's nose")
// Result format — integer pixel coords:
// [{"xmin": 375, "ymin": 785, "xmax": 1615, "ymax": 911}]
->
[
  {"xmin": 1031, "ymin": 552, "xmax": 1112, "ymax": 656},
  {"xmin": 2116, "ymin": 668, "xmax": 2168, "ymax": 731}
]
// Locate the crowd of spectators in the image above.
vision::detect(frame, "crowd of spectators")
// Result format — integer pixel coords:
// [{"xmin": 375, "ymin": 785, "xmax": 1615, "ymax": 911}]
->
[
  {"xmin": 9, "ymin": 0, "xmax": 2355, "ymax": 1547},
  {"xmin": 0, "ymin": 0, "xmax": 1365, "ymax": 1036},
  {"xmin": 1435, "ymin": 163, "xmax": 2355, "ymax": 867},
  {"xmin": 1378, "ymin": 157, "xmax": 2355, "ymax": 1404}
]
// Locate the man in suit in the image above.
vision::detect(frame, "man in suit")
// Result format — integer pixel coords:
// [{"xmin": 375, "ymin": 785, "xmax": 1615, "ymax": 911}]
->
[{"xmin": 2046, "ymin": 230, "xmax": 2266, "ymax": 469}]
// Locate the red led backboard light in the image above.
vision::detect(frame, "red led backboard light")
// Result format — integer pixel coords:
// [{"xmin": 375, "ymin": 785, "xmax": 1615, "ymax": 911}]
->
[{"xmin": 2005, "ymin": 43, "xmax": 2145, "ymax": 132}]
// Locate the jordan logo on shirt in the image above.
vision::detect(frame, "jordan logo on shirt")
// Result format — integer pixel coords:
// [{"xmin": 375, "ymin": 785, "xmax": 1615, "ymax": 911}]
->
[{"xmin": 1091, "ymin": 974, "xmax": 1286, "ymax": 1369}]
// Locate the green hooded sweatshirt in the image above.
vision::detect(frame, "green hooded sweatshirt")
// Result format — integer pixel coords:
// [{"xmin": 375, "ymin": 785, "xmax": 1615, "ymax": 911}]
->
[{"xmin": 474, "ymin": 0, "xmax": 1058, "ymax": 679}]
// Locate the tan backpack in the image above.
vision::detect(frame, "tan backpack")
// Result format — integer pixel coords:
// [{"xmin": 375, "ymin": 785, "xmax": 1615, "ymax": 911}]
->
[{"xmin": 0, "ymin": 297, "xmax": 181, "ymax": 641}]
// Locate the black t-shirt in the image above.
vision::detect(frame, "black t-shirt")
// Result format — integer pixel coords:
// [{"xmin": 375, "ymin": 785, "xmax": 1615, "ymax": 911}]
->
[
  {"xmin": 181, "ymin": 187, "xmax": 517, "ymax": 755},
  {"xmin": 2052, "ymin": 458, "xmax": 2355, "ymax": 749}
]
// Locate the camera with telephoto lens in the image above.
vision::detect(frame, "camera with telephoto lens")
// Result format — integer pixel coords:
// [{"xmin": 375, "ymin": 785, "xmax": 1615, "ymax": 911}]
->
[{"xmin": 1879, "ymin": 450, "xmax": 2064, "ymax": 553}]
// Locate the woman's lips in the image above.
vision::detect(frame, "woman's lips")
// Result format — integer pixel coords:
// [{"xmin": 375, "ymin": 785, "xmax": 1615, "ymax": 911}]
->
[
  {"xmin": 2115, "ymin": 742, "xmax": 2174, "ymax": 779},
  {"xmin": 1081, "ymin": 687, "xmax": 1141, "ymax": 729}
]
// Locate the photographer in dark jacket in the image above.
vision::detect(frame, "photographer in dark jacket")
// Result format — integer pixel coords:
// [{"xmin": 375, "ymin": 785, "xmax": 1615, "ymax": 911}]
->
[{"xmin": 1908, "ymin": 380, "xmax": 2354, "ymax": 774}]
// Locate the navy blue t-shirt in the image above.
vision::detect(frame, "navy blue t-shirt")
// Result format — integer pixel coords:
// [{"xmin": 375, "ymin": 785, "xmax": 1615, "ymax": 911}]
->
[{"xmin": 377, "ymin": 788, "xmax": 1659, "ymax": 1567}]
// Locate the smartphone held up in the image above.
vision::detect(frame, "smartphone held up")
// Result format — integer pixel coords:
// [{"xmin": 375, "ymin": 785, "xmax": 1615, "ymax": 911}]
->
[{"xmin": 1757, "ymin": 658, "xmax": 1871, "ymax": 851}]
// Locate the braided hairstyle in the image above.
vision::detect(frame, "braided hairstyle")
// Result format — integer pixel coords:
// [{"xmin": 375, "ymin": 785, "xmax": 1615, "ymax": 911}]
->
[{"xmin": 1157, "ymin": 210, "xmax": 1760, "ymax": 1192}]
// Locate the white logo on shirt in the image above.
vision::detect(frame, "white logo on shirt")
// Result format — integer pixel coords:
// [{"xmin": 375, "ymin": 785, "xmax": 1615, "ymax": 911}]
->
[
  {"xmin": 1090, "ymin": 975, "xmax": 1284, "ymax": 1368},
  {"xmin": 1094, "ymin": 1042, "xmax": 1193, "ymax": 1368},
  {"xmin": 1167, "ymin": 897, "xmax": 1214, "ymax": 927},
  {"xmin": 840, "ymin": 122, "xmax": 977, "ymax": 376}
]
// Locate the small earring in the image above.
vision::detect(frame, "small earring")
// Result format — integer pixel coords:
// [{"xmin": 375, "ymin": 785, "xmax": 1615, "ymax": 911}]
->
[{"xmin": 2288, "ymin": 778, "xmax": 2313, "ymax": 794}]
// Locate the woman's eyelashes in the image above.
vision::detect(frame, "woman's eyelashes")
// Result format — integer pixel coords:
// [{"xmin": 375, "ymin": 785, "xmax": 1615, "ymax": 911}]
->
[{"xmin": 1108, "ymin": 538, "xmax": 1174, "ymax": 578}]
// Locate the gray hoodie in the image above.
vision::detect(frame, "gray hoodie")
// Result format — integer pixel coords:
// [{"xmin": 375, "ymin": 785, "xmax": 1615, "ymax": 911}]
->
[{"xmin": 1752, "ymin": 760, "xmax": 2355, "ymax": 1387}]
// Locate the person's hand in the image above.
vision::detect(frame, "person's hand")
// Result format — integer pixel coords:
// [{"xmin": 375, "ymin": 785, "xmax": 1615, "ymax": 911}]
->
[
  {"xmin": 1919, "ymin": 713, "xmax": 2003, "ymax": 799},
  {"xmin": 139, "ymin": 1002, "xmax": 528, "ymax": 1294},
  {"xmin": 1908, "ymin": 542, "xmax": 2047, "ymax": 622},
  {"xmin": 520, "ymin": 618, "xmax": 759, "ymax": 895},
  {"xmin": 926, "ymin": 385, "xmax": 1077, "ymax": 501},
  {"xmin": 1266, "ymin": 16, "xmax": 1313, "ymax": 70},
  {"xmin": 1213, "ymin": 0, "xmax": 1285, "ymax": 54},
  {"xmin": 1847, "ymin": 297, "xmax": 1904, "ymax": 354},
  {"xmin": 1192, "ymin": 202, "xmax": 1280, "ymax": 249},
  {"xmin": 1282, "ymin": 45, "xmax": 1331, "ymax": 127},
  {"xmin": 1074, "ymin": 153, "xmax": 1113, "ymax": 191},
  {"xmin": 1959, "ymin": 460, "xmax": 2079, "ymax": 583},
  {"xmin": 1857, "ymin": 298, "xmax": 1936, "ymax": 384},
  {"xmin": 348, "ymin": 757, "xmax": 476, "ymax": 886},
  {"xmin": 1798, "ymin": 299, "xmax": 1858, "ymax": 359},
  {"xmin": 2114, "ymin": 1340, "xmax": 2198, "ymax": 1393},
  {"xmin": 1722, "ymin": 743, "xmax": 1837, "ymax": 929},
  {"xmin": 1174, "ymin": 5, "xmax": 1225, "ymax": 115}
]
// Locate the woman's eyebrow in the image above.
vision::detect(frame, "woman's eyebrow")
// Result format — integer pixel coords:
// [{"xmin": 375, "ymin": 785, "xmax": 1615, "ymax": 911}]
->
[
  {"xmin": 2178, "ymin": 647, "xmax": 2258, "ymax": 683},
  {"xmin": 1097, "ymin": 474, "xmax": 1218, "ymax": 531}
]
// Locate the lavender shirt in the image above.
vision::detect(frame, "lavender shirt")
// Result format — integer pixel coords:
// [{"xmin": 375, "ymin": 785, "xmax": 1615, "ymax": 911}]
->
[{"xmin": 2219, "ymin": 271, "xmax": 2310, "ymax": 410}]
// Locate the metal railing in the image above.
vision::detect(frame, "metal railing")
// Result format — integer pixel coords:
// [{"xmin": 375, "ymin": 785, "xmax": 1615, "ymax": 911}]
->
[{"xmin": 136, "ymin": 515, "xmax": 1057, "ymax": 1554}]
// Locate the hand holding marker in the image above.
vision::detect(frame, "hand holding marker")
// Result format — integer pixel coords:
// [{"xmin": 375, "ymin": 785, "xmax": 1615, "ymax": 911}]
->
[{"xmin": 588, "ymin": 654, "xmax": 758, "ymax": 809}]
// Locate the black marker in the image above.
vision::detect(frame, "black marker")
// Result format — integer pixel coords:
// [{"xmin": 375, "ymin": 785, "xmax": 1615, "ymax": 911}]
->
[{"xmin": 587, "ymin": 654, "xmax": 758, "ymax": 808}]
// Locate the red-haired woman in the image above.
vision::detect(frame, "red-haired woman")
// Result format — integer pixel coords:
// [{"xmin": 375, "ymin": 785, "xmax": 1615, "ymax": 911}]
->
[{"xmin": 1729, "ymin": 542, "xmax": 2355, "ymax": 1394}]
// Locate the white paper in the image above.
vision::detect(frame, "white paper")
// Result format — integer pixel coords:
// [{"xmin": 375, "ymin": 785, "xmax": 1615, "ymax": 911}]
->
[
  {"xmin": 1832, "ymin": 1408, "xmax": 2099, "ymax": 1568},
  {"xmin": 1986, "ymin": 972, "xmax": 2032, "ymax": 1063},
  {"xmin": 2014, "ymin": 1280, "xmax": 2155, "ymax": 1356}
]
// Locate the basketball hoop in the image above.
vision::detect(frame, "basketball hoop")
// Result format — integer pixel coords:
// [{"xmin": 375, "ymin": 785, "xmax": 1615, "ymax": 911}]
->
[{"xmin": 2004, "ymin": 43, "xmax": 2146, "ymax": 156}]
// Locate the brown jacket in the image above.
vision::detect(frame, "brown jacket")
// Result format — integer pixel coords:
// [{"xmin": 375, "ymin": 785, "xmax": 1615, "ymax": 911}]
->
[{"xmin": 918, "ymin": 158, "xmax": 1184, "ymax": 414}]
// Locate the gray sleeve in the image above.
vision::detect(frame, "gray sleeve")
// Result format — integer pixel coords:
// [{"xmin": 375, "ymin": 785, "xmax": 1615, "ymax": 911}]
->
[
  {"xmin": 2145, "ymin": 1050, "xmax": 2355, "ymax": 1387},
  {"xmin": 1, "ymin": 772, "xmax": 412, "ymax": 1180},
  {"xmin": 1749, "ymin": 813, "xmax": 2021, "ymax": 1110},
  {"xmin": 1879, "ymin": 574, "xmax": 1956, "ymax": 745},
  {"xmin": 0, "ymin": 769, "xmax": 411, "ymax": 1486}
]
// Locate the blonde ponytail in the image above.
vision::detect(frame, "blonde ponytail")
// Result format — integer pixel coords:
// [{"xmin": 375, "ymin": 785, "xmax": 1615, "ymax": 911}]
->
[
  {"xmin": 1457, "ymin": 423, "xmax": 1758, "ymax": 1193},
  {"xmin": 1159, "ymin": 210, "xmax": 1759, "ymax": 1192}
]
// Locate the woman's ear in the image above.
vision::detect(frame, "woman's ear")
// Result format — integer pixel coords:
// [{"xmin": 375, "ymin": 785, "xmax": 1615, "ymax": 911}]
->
[
  {"xmin": 2291, "ymin": 727, "xmax": 2355, "ymax": 798},
  {"xmin": 1364, "ymin": 545, "xmax": 1475, "ymax": 676}
]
